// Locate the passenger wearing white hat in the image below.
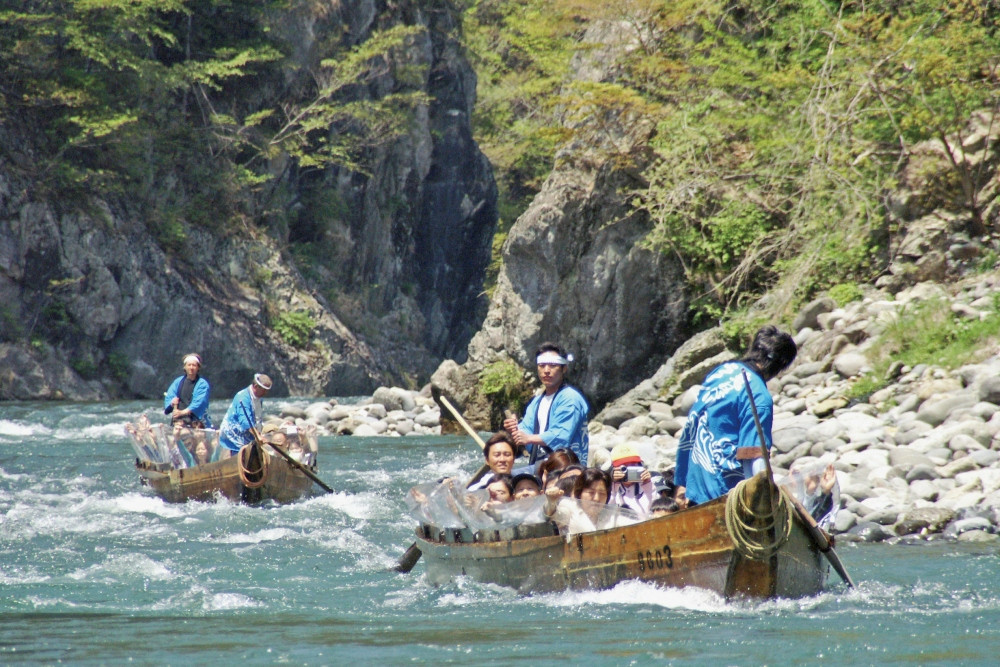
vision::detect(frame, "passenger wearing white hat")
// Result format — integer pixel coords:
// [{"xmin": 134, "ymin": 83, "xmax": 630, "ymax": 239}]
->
[
  {"xmin": 219, "ymin": 373, "xmax": 273, "ymax": 452},
  {"xmin": 163, "ymin": 353, "xmax": 212, "ymax": 428}
]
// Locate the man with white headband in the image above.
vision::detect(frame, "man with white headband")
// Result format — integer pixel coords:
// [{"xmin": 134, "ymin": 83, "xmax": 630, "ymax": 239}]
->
[
  {"xmin": 219, "ymin": 373, "xmax": 273, "ymax": 452},
  {"xmin": 503, "ymin": 341, "xmax": 589, "ymax": 465},
  {"xmin": 163, "ymin": 353, "xmax": 212, "ymax": 428}
]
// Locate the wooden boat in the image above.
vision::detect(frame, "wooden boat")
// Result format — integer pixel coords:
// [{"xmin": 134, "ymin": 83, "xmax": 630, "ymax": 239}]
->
[
  {"xmin": 413, "ymin": 472, "xmax": 829, "ymax": 600},
  {"xmin": 126, "ymin": 415, "xmax": 320, "ymax": 504}
]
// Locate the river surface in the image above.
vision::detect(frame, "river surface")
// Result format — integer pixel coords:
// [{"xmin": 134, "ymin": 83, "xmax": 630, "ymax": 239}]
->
[{"xmin": 1, "ymin": 400, "xmax": 999, "ymax": 665}]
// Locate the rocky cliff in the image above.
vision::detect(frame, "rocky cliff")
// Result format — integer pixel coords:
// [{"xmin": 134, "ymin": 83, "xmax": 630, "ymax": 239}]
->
[
  {"xmin": 432, "ymin": 19, "xmax": 690, "ymax": 426},
  {"xmin": 0, "ymin": 0, "xmax": 496, "ymax": 400}
]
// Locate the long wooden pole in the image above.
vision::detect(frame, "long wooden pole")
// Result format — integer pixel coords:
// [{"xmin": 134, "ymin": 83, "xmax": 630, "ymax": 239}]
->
[
  {"xmin": 741, "ymin": 370, "xmax": 855, "ymax": 588},
  {"xmin": 741, "ymin": 371, "xmax": 778, "ymax": 518}
]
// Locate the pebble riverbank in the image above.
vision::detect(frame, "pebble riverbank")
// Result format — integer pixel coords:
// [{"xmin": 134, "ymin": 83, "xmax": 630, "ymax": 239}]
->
[{"xmin": 271, "ymin": 278, "xmax": 1000, "ymax": 544}]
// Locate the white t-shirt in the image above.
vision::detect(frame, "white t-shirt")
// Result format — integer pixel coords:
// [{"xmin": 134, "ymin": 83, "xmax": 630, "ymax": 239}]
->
[{"xmin": 537, "ymin": 393, "xmax": 554, "ymax": 433}]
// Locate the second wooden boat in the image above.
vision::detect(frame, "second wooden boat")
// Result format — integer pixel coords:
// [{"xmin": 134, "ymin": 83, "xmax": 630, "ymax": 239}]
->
[{"xmin": 126, "ymin": 415, "xmax": 320, "ymax": 504}]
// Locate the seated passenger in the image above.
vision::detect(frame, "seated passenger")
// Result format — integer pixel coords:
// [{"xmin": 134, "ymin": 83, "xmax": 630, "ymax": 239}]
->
[
  {"xmin": 608, "ymin": 444, "xmax": 655, "ymax": 518},
  {"xmin": 649, "ymin": 497, "xmax": 679, "ymax": 518},
  {"xmin": 558, "ymin": 464, "xmax": 585, "ymax": 485},
  {"xmin": 533, "ymin": 448, "xmax": 579, "ymax": 488},
  {"xmin": 191, "ymin": 438, "xmax": 212, "ymax": 466},
  {"xmin": 467, "ymin": 431, "xmax": 518, "ymax": 491},
  {"xmin": 480, "ymin": 474, "xmax": 514, "ymax": 514},
  {"xmin": 787, "ymin": 461, "xmax": 839, "ymax": 530},
  {"xmin": 287, "ymin": 439, "xmax": 306, "ymax": 463},
  {"xmin": 543, "ymin": 467, "xmax": 627, "ymax": 535},
  {"xmin": 511, "ymin": 473, "xmax": 542, "ymax": 500},
  {"xmin": 651, "ymin": 467, "xmax": 676, "ymax": 501}
]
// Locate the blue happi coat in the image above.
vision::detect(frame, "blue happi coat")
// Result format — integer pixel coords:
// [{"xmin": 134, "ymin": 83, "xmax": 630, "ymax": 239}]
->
[
  {"xmin": 675, "ymin": 362, "xmax": 773, "ymax": 505},
  {"xmin": 517, "ymin": 384, "xmax": 590, "ymax": 464},
  {"xmin": 163, "ymin": 375, "xmax": 213, "ymax": 428},
  {"xmin": 218, "ymin": 386, "xmax": 261, "ymax": 452}
]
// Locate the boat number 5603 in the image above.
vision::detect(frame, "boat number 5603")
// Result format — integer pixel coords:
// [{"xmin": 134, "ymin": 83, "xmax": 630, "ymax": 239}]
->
[{"xmin": 637, "ymin": 544, "xmax": 673, "ymax": 572}]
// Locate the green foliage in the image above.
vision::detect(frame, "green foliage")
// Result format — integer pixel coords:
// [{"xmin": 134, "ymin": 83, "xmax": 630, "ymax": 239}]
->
[
  {"xmin": 107, "ymin": 352, "xmax": 131, "ymax": 381},
  {"xmin": 720, "ymin": 314, "xmax": 770, "ymax": 354},
  {"xmin": 258, "ymin": 24, "xmax": 431, "ymax": 175},
  {"xmin": 871, "ymin": 296, "xmax": 1000, "ymax": 371},
  {"xmin": 482, "ymin": 230, "xmax": 508, "ymax": 298},
  {"xmin": 273, "ymin": 310, "xmax": 316, "ymax": 349},
  {"xmin": 621, "ymin": 0, "xmax": 1000, "ymax": 321},
  {"xmin": 462, "ymin": 0, "xmax": 580, "ymax": 217},
  {"xmin": 845, "ymin": 293, "xmax": 1000, "ymax": 402},
  {"xmin": 479, "ymin": 358, "xmax": 534, "ymax": 426},
  {"xmin": 41, "ymin": 300, "xmax": 76, "ymax": 337},
  {"xmin": 844, "ymin": 373, "xmax": 886, "ymax": 403},
  {"xmin": 0, "ymin": 2, "xmax": 434, "ymax": 247},
  {"xmin": 71, "ymin": 356, "xmax": 98, "ymax": 380},
  {"xmin": 974, "ymin": 249, "xmax": 1000, "ymax": 274},
  {"xmin": 251, "ymin": 267, "xmax": 274, "ymax": 290},
  {"xmin": 0, "ymin": 306, "xmax": 24, "ymax": 342},
  {"xmin": 828, "ymin": 283, "xmax": 864, "ymax": 307}
]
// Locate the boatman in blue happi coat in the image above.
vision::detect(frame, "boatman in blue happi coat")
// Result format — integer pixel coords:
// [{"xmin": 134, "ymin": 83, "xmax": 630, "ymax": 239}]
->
[
  {"xmin": 163, "ymin": 353, "xmax": 213, "ymax": 429},
  {"xmin": 219, "ymin": 373, "xmax": 273, "ymax": 452},
  {"xmin": 674, "ymin": 326, "xmax": 797, "ymax": 508},
  {"xmin": 503, "ymin": 342, "xmax": 590, "ymax": 466}
]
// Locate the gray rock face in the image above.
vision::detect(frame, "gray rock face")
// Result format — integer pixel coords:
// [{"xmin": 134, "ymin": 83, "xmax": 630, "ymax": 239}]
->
[
  {"xmin": 463, "ymin": 142, "xmax": 688, "ymax": 410},
  {"xmin": 0, "ymin": 180, "xmax": 383, "ymax": 399},
  {"xmin": 434, "ymin": 23, "xmax": 694, "ymax": 424}
]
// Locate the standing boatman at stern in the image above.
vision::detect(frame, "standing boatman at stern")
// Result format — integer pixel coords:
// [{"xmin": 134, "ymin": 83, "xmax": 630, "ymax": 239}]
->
[
  {"xmin": 673, "ymin": 326, "xmax": 797, "ymax": 508},
  {"xmin": 219, "ymin": 373, "xmax": 273, "ymax": 453}
]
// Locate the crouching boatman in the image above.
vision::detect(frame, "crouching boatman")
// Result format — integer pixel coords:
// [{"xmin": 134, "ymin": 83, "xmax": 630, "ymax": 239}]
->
[{"xmin": 219, "ymin": 373, "xmax": 273, "ymax": 453}]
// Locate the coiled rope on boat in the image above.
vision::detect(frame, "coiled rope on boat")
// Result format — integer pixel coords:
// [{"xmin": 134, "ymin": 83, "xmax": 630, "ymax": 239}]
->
[
  {"xmin": 724, "ymin": 478, "xmax": 794, "ymax": 561},
  {"xmin": 238, "ymin": 443, "xmax": 268, "ymax": 489}
]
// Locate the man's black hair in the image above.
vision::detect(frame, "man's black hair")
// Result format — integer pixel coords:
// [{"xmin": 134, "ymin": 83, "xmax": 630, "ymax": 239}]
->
[{"xmin": 741, "ymin": 325, "xmax": 797, "ymax": 380}]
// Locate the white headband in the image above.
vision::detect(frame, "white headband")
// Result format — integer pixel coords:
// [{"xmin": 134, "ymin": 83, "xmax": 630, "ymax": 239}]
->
[
  {"xmin": 536, "ymin": 351, "xmax": 571, "ymax": 365},
  {"xmin": 183, "ymin": 354, "xmax": 202, "ymax": 366}
]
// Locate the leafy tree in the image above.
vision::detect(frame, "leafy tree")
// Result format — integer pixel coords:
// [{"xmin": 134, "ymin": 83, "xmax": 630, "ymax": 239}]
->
[
  {"xmin": 0, "ymin": 2, "xmax": 434, "ymax": 249},
  {"xmin": 630, "ymin": 0, "xmax": 1000, "ymax": 320}
]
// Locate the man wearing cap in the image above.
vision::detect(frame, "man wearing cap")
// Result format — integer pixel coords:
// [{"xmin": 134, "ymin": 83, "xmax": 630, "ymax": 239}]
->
[
  {"xmin": 163, "ymin": 353, "xmax": 212, "ymax": 428},
  {"xmin": 219, "ymin": 373, "xmax": 273, "ymax": 452},
  {"xmin": 503, "ymin": 341, "xmax": 590, "ymax": 465},
  {"xmin": 674, "ymin": 325, "xmax": 797, "ymax": 507}
]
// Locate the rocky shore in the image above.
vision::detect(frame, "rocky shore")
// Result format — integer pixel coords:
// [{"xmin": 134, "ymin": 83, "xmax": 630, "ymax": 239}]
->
[{"xmin": 272, "ymin": 276, "xmax": 1000, "ymax": 544}]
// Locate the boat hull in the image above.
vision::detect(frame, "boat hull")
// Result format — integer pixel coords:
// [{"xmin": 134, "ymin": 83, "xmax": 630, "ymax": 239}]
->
[
  {"xmin": 415, "ymin": 481, "xmax": 828, "ymax": 600},
  {"xmin": 135, "ymin": 452, "xmax": 315, "ymax": 504}
]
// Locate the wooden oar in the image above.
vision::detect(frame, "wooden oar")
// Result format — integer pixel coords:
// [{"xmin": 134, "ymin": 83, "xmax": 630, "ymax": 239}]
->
[
  {"xmin": 741, "ymin": 370, "xmax": 855, "ymax": 588},
  {"xmin": 394, "ymin": 396, "xmax": 490, "ymax": 573},
  {"xmin": 788, "ymin": 494, "xmax": 856, "ymax": 588}
]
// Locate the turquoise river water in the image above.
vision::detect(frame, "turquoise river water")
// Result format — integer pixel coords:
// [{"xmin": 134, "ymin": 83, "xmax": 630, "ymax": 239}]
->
[{"xmin": 2, "ymin": 399, "xmax": 999, "ymax": 666}]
